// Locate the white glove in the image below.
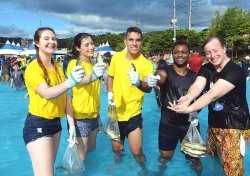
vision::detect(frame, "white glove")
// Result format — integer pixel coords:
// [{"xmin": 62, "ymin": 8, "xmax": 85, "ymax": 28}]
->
[
  {"xmin": 127, "ymin": 71, "xmax": 140, "ymax": 87},
  {"xmin": 68, "ymin": 126, "xmax": 76, "ymax": 147},
  {"xmin": 66, "ymin": 66, "xmax": 85, "ymax": 88},
  {"xmin": 108, "ymin": 92, "xmax": 115, "ymax": 105},
  {"xmin": 147, "ymin": 74, "xmax": 160, "ymax": 87},
  {"xmin": 91, "ymin": 63, "xmax": 105, "ymax": 81}
]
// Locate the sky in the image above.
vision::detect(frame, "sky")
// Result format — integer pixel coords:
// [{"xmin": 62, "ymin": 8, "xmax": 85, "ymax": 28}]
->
[{"xmin": 0, "ymin": 0, "xmax": 249, "ymax": 39}]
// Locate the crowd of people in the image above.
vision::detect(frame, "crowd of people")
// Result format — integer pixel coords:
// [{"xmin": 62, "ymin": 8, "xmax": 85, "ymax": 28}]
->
[{"xmin": 0, "ymin": 26, "xmax": 249, "ymax": 176}]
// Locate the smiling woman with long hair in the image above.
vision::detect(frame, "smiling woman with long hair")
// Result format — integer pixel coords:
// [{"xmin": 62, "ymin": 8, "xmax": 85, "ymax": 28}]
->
[{"xmin": 23, "ymin": 27, "xmax": 84, "ymax": 176}]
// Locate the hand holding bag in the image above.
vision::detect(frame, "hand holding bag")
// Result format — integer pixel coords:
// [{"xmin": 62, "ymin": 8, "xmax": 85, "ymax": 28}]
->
[{"xmin": 56, "ymin": 144, "xmax": 85, "ymax": 175}]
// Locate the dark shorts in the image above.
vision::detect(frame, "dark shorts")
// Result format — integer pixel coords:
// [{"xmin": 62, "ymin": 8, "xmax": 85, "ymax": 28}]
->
[
  {"xmin": 118, "ymin": 114, "xmax": 143, "ymax": 141},
  {"xmin": 158, "ymin": 124, "xmax": 200, "ymax": 151},
  {"xmin": 74, "ymin": 116, "xmax": 99, "ymax": 137},
  {"xmin": 23, "ymin": 113, "xmax": 62, "ymax": 145}
]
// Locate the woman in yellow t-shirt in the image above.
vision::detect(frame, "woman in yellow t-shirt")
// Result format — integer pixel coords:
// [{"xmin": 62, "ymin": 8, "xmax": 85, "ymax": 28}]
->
[
  {"xmin": 66, "ymin": 33, "xmax": 105, "ymax": 161},
  {"xmin": 23, "ymin": 27, "xmax": 84, "ymax": 176}
]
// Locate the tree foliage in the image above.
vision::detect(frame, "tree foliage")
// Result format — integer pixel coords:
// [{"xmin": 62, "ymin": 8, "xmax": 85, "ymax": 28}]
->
[{"xmin": 208, "ymin": 6, "xmax": 250, "ymax": 58}]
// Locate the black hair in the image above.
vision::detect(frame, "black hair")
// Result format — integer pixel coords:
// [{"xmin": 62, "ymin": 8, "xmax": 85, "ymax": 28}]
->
[
  {"xmin": 103, "ymin": 58, "xmax": 111, "ymax": 65},
  {"xmin": 125, "ymin": 27, "xmax": 142, "ymax": 39},
  {"xmin": 71, "ymin": 33, "xmax": 94, "ymax": 59},
  {"xmin": 150, "ymin": 50, "xmax": 160, "ymax": 57},
  {"xmin": 172, "ymin": 40, "xmax": 191, "ymax": 53}
]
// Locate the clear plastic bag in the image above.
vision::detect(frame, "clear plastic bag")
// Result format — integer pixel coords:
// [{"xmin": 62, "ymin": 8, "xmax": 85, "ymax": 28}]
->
[
  {"xmin": 56, "ymin": 144, "xmax": 85, "ymax": 175},
  {"xmin": 180, "ymin": 122, "xmax": 207, "ymax": 158},
  {"xmin": 104, "ymin": 104, "xmax": 120, "ymax": 141}
]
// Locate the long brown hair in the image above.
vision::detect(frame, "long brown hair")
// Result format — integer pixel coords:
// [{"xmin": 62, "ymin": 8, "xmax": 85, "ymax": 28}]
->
[{"xmin": 34, "ymin": 27, "xmax": 62, "ymax": 85}]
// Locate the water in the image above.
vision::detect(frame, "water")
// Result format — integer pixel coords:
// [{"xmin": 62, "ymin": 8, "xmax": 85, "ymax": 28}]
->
[{"xmin": 0, "ymin": 80, "xmax": 250, "ymax": 176}]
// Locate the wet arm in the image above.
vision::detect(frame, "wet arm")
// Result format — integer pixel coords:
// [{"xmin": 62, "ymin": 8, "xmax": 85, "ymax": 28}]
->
[
  {"xmin": 137, "ymin": 78, "xmax": 152, "ymax": 93},
  {"xmin": 187, "ymin": 79, "xmax": 235, "ymax": 112},
  {"xmin": 184, "ymin": 76, "xmax": 207, "ymax": 103},
  {"xmin": 65, "ymin": 95, "xmax": 75, "ymax": 127},
  {"xmin": 108, "ymin": 75, "xmax": 113, "ymax": 93}
]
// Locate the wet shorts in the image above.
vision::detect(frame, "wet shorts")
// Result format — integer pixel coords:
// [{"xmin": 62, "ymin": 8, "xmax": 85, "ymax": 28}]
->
[
  {"xmin": 118, "ymin": 114, "xmax": 143, "ymax": 141},
  {"xmin": 75, "ymin": 116, "xmax": 99, "ymax": 137},
  {"xmin": 23, "ymin": 113, "xmax": 62, "ymax": 145},
  {"xmin": 158, "ymin": 124, "xmax": 200, "ymax": 151}
]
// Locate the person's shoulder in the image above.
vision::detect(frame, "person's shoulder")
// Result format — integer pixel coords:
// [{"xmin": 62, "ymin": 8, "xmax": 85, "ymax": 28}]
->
[
  {"xmin": 25, "ymin": 59, "xmax": 41, "ymax": 74},
  {"xmin": 113, "ymin": 51, "xmax": 125, "ymax": 58},
  {"xmin": 68, "ymin": 59, "xmax": 77, "ymax": 67},
  {"xmin": 55, "ymin": 62, "xmax": 63, "ymax": 69},
  {"xmin": 26, "ymin": 59, "xmax": 38, "ymax": 69}
]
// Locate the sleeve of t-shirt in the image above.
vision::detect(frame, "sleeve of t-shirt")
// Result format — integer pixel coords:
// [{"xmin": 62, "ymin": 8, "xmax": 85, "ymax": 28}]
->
[
  {"xmin": 141, "ymin": 59, "xmax": 154, "ymax": 77},
  {"xmin": 108, "ymin": 54, "xmax": 117, "ymax": 77},
  {"xmin": 66, "ymin": 60, "xmax": 76, "ymax": 79},
  {"xmin": 24, "ymin": 64, "xmax": 46, "ymax": 90},
  {"xmin": 157, "ymin": 63, "xmax": 168, "ymax": 76},
  {"xmin": 158, "ymin": 59, "xmax": 167, "ymax": 70},
  {"xmin": 219, "ymin": 63, "xmax": 243, "ymax": 86}
]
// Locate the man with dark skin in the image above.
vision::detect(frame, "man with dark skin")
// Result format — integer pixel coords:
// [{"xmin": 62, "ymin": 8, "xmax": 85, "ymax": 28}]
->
[{"xmin": 156, "ymin": 40, "xmax": 202, "ymax": 172}]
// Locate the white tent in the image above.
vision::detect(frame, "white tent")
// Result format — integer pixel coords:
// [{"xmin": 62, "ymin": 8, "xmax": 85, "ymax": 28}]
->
[{"xmin": 0, "ymin": 40, "xmax": 20, "ymax": 55}]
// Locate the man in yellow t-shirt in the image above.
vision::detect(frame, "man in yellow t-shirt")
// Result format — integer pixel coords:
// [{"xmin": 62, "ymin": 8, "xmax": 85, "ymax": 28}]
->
[{"xmin": 107, "ymin": 27, "xmax": 160, "ymax": 164}]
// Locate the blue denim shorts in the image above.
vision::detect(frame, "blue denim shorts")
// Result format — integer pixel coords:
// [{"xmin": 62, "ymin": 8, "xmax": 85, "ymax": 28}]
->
[
  {"xmin": 75, "ymin": 116, "xmax": 99, "ymax": 137},
  {"xmin": 118, "ymin": 114, "xmax": 143, "ymax": 141},
  {"xmin": 23, "ymin": 113, "xmax": 62, "ymax": 145}
]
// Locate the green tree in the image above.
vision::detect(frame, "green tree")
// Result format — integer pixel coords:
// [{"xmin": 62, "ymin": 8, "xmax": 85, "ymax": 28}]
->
[{"xmin": 208, "ymin": 6, "xmax": 250, "ymax": 58}]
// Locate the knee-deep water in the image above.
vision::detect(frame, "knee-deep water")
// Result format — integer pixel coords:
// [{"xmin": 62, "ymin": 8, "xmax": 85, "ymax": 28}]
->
[{"xmin": 0, "ymin": 80, "xmax": 249, "ymax": 176}]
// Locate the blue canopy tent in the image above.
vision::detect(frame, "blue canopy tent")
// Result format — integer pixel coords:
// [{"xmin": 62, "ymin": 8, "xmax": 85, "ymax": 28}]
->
[
  {"xmin": 0, "ymin": 40, "xmax": 19, "ymax": 55},
  {"xmin": 96, "ymin": 41, "xmax": 116, "ymax": 55},
  {"xmin": 16, "ymin": 43, "xmax": 24, "ymax": 51},
  {"xmin": 11, "ymin": 41, "xmax": 19, "ymax": 50},
  {"xmin": 21, "ymin": 42, "xmax": 36, "ymax": 58}
]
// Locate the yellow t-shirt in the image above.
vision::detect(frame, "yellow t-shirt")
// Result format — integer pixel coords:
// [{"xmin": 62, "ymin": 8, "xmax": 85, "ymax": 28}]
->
[
  {"xmin": 67, "ymin": 59, "xmax": 100, "ymax": 119},
  {"xmin": 108, "ymin": 51, "xmax": 154, "ymax": 121},
  {"xmin": 24, "ymin": 59, "xmax": 67, "ymax": 119}
]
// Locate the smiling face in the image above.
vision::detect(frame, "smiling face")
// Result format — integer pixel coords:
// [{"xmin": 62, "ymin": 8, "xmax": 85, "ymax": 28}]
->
[
  {"xmin": 204, "ymin": 38, "xmax": 227, "ymax": 67},
  {"xmin": 76, "ymin": 36, "xmax": 95, "ymax": 60},
  {"xmin": 124, "ymin": 32, "xmax": 143, "ymax": 57},
  {"xmin": 172, "ymin": 44, "xmax": 189, "ymax": 68},
  {"xmin": 35, "ymin": 29, "xmax": 57, "ymax": 55}
]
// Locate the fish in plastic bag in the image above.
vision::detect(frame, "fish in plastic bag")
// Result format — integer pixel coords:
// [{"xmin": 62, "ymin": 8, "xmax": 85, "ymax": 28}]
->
[
  {"xmin": 56, "ymin": 144, "xmax": 85, "ymax": 176},
  {"xmin": 104, "ymin": 104, "xmax": 120, "ymax": 141},
  {"xmin": 180, "ymin": 122, "xmax": 207, "ymax": 158}
]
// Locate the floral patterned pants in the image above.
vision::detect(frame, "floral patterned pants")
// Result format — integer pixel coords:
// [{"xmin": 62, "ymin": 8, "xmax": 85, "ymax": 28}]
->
[{"xmin": 207, "ymin": 127, "xmax": 250, "ymax": 176}]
